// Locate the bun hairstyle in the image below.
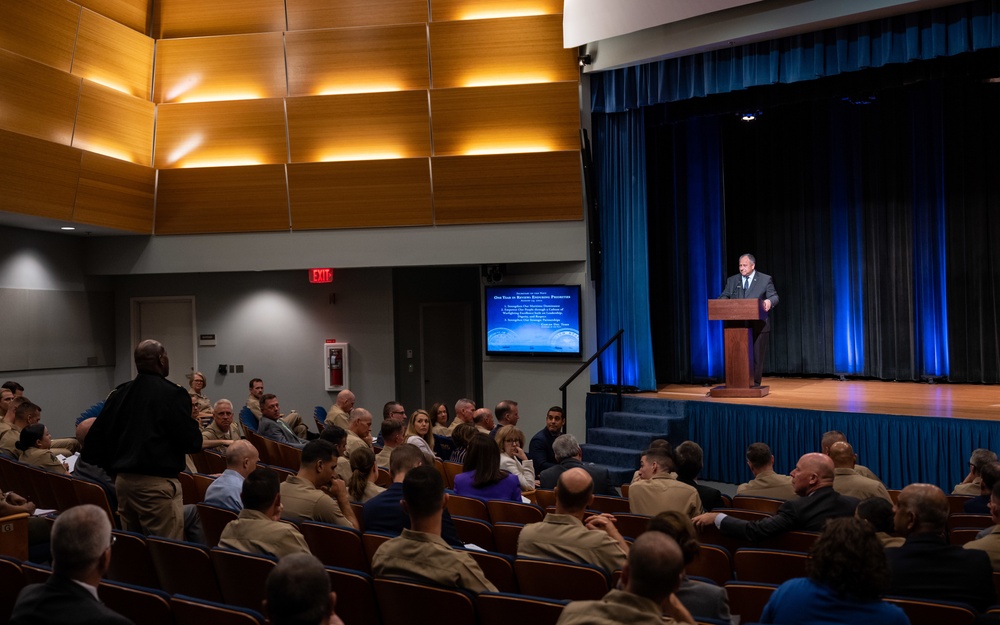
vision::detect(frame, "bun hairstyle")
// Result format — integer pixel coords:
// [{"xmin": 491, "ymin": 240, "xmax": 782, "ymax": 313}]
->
[
  {"xmin": 647, "ymin": 510, "xmax": 701, "ymax": 564},
  {"xmin": 15, "ymin": 423, "xmax": 46, "ymax": 452}
]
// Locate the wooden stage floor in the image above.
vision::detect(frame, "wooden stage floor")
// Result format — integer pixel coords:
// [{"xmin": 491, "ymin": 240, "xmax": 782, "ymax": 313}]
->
[{"xmin": 634, "ymin": 378, "xmax": 1000, "ymax": 422}]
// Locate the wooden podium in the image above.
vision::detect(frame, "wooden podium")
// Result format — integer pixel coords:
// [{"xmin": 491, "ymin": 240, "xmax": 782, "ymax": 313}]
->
[{"xmin": 708, "ymin": 299, "xmax": 769, "ymax": 398}]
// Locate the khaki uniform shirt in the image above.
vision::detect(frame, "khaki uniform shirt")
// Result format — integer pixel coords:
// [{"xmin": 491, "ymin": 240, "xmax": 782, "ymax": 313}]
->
[
  {"xmin": 279, "ymin": 475, "xmax": 351, "ymax": 526},
  {"xmin": 375, "ymin": 445, "xmax": 394, "ymax": 469},
  {"xmin": 629, "ymin": 472, "xmax": 701, "ymax": 517},
  {"xmin": 246, "ymin": 394, "xmax": 262, "ymax": 420},
  {"xmin": 219, "ymin": 508, "xmax": 310, "ymax": 558},
  {"xmin": 372, "ymin": 529, "xmax": 497, "ymax": 593},
  {"xmin": 21, "ymin": 447, "xmax": 67, "ymax": 474},
  {"xmin": 190, "ymin": 391, "xmax": 211, "ymax": 414},
  {"xmin": 736, "ymin": 470, "xmax": 798, "ymax": 501},
  {"xmin": 556, "ymin": 589, "xmax": 682, "ymax": 625},
  {"xmin": 854, "ymin": 463, "xmax": 879, "ymax": 482},
  {"xmin": 346, "ymin": 430, "xmax": 371, "ymax": 456},
  {"xmin": 833, "ymin": 468, "xmax": 892, "ymax": 502},
  {"xmin": 965, "ymin": 525, "xmax": 1000, "ymax": 570},
  {"xmin": 0, "ymin": 424, "xmax": 21, "ymax": 457},
  {"xmin": 878, "ymin": 531, "xmax": 905, "ymax": 548},
  {"xmin": 325, "ymin": 406, "xmax": 349, "ymax": 429},
  {"xmin": 954, "ymin": 479, "xmax": 983, "ymax": 496},
  {"xmin": 202, "ymin": 421, "xmax": 244, "ymax": 441},
  {"xmin": 353, "ymin": 481, "xmax": 385, "ymax": 504},
  {"xmin": 517, "ymin": 513, "xmax": 626, "ymax": 573},
  {"xmin": 336, "ymin": 456, "xmax": 352, "ymax": 483}
]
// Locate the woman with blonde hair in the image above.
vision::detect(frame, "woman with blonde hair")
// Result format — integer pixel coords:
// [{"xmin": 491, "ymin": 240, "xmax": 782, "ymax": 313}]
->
[
  {"xmin": 495, "ymin": 425, "xmax": 535, "ymax": 491},
  {"xmin": 347, "ymin": 446, "xmax": 384, "ymax": 503},
  {"xmin": 188, "ymin": 371, "xmax": 212, "ymax": 425},
  {"xmin": 404, "ymin": 409, "xmax": 436, "ymax": 462}
]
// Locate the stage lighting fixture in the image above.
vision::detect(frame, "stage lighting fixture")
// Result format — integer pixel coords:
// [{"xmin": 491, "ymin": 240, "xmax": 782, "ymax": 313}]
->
[{"xmin": 578, "ymin": 54, "xmax": 592, "ymax": 67}]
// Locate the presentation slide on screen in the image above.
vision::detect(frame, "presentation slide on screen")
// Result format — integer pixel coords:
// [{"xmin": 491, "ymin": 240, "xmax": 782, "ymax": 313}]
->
[{"xmin": 486, "ymin": 286, "xmax": 580, "ymax": 354}]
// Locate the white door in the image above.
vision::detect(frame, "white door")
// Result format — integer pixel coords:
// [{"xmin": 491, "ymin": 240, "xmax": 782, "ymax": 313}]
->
[{"xmin": 131, "ymin": 297, "xmax": 196, "ymax": 387}]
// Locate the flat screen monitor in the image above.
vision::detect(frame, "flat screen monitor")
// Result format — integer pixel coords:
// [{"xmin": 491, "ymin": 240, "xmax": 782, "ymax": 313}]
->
[{"xmin": 484, "ymin": 285, "xmax": 582, "ymax": 357}]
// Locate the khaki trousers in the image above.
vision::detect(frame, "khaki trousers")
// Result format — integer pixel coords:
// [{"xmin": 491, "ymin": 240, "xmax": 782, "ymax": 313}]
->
[{"xmin": 115, "ymin": 473, "xmax": 183, "ymax": 540}]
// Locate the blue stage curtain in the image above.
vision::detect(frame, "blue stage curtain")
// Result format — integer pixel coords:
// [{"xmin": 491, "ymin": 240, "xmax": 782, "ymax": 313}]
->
[
  {"xmin": 592, "ymin": 0, "xmax": 1000, "ymax": 114},
  {"xmin": 592, "ymin": 109, "xmax": 657, "ymax": 390}
]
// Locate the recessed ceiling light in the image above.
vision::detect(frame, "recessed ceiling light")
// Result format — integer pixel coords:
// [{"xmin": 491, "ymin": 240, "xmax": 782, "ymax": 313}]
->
[{"xmin": 60, "ymin": 227, "xmax": 75, "ymax": 231}]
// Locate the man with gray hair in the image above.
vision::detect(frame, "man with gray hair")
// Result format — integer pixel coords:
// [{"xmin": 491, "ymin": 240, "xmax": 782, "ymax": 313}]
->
[
  {"xmin": 472, "ymin": 408, "xmax": 495, "ymax": 436},
  {"xmin": 446, "ymin": 398, "xmax": 476, "ymax": 434},
  {"xmin": 345, "ymin": 408, "xmax": 373, "ymax": 456},
  {"xmin": 325, "ymin": 389, "xmax": 356, "ymax": 430},
  {"xmin": 202, "ymin": 398, "xmax": 244, "ymax": 449},
  {"xmin": 538, "ymin": 434, "xmax": 615, "ymax": 495},
  {"xmin": 954, "ymin": 448, "xmax": 998, "ymax": 495},
  {"xmin": 10, "ymin": 504, "xmax": 133, "ymax": 624},
  {"xmin": 265, "ymin": 553, "xmax": 344, "ymax": 625}
]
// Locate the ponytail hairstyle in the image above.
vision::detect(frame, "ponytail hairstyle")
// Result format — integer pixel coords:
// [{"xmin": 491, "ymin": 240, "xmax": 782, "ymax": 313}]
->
[{"xmin": 347, "ymin": 446, "xmax": 376, "ymax": 502}]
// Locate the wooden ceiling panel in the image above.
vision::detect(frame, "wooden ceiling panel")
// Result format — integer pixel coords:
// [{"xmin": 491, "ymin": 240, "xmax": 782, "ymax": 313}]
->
[
  {"xmin": 74, "ymin": 151, "xmax": 155, "ymax": 233},
  {"xmin": 76, "ymin": 0, "xmax": 150, "ymax": 33},
  {"xmin": 0, "ymin": 50, "xmax": 80, "ymax": 146},
  {"xmin": 0, "ymin": 130, "xmax": 80, "ymax": 221},
  {"xmin": 288, "ymin": 159, "xmax": 433, "ymax": 229},
  {"xmin": 0, "ymin": 0, "xmax": 80, "ymax": 72},
  {"xmin": 154, "ymin": 98, "xmax": 289, "ymax": 169},
  {"xmin": 73, "ymin": 9, "xmax": 155, "ymax": 99},
  {"xmin": 429, "ymin": 15, "xmax": 577, "ymax": 88},
  {"xmin": 155, "ymin": 165, "xmax": 290, "ymax": 234},
  {"xmin": 430, "ymin": 82, "xmax": 579, "ymax": 156},
  {"xmin": 154, "ymin": 32, "xmax": 286, "ymax": 104},
  {"xmin": 286, "ymin": 0, "xmax": 427, "ymax": 31},
  {"xmin": 152, "ymin": 0, "xmax": 286, "ymax": 39},
  {"xmin": 286, "ymin": 25, "xmax": 429, "ymax": 97},
  {"xmin": 432, "ymin": 151, "xmax": 582, "ymax": 224},
  {"xmin": 430, "ymin": 0, "xmax": 563, "ymax": 22},
  {"xmin": 287, "ymin": 91, "xmax": 430, "ymax": 163},
  {"xmin": 73, "ymin": 81, "xmax": 155, "ymax": 166}
]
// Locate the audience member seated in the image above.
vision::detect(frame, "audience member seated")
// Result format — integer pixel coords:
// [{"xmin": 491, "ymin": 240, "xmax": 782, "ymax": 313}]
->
[
  {"xmin": 855, "ymin": 497, "xmax": 904, "ymax": 547},
  {"xmin": 629, "ymin": 448, "xmax": 701, "ymax": 518},
  {"xmin": 319, "ymin": 425, "xmax": 352, "ymax": 482},
  {"xmin": 736, "ymin": 442, "xmax": 796, "ymax": 500},
  {"xmin": 279, "ymin": 440, "xmax": 358, "ymax": 529},
  {"xmin": 10, "ymin": 504, "xmax": 132, "ymax": 625},
  {"xmin": 496, "ymin": 425, "xmax": 536, "ymax": 491},
  {"xmin": 492, "ymin": 400, "xmax": 519, "ymax": 437},
  {"xmin": 0, "ymin": 387, "xmax": 13, "ymax": 436},
  {"xmin": 820, "ymin": 430, "xmax": 879, "ymax": 482},
  {"xmin": 204, "ymin": 440, "xmax": 260, "ymax": 511},
  {"xmin": 0, "ymin": 488, "xmax": 49, "ymax": 561},
  {"xmin": 965, "ymin": 482, "xmax": 1000, "ymax": 570},
  {"xmin": 248, "ymin": 378, "xmax": 308, "ymax": 437},
  {"xmin": 375, "ymin": 419, "xmax": 404, "ymax": 469},
  {"xmin": 404, "ymin": 409, "xmax": 437, "ymax": 463},
  {"xmin": 694, "ymin": 453, "xmax": 857, "ymax": 540},
  {"xmin": 759, "ymin": 517, "xmax": 908, "ymax": 624},
  {"xmin": 375, "ymin": 401, "xmax": 406, "ymax": 447},
  {"xmin": 430, "ymin": 401, "xmax": 452, "ymax": 436},
  {"xmin": 517, "ymin": 467, "xmax": 628, "ymax": 574},
  {"xmin": 472, "ymin": 408, "xmax": 495, "ymax": 436},
  {"xmin": 539, "ymin": 434, "xmax": 615, "ymax": 495},
  {"xmin": 556, "ymin": 532, "xmax": 693, "ymax": 625},
  {"xmin": 258, "ymin": 394, "xmax": 307, "ymax": 449},
  {"xmin": 963, "ymin": 461, "xmax": 1000, "ymax": 514},
  {"xmin": 347, "ymin": 446, "xmax": 385, "ymax": 503},
  {"xmin": 674, "ymin": 441, "xmax": 723, "ymax": 511},
  {"xmin": 371, "ymin": 465, "xmax": 497, "ymax": 593},
  {"xmin": 345, "ymin": 408, "xmax": 374, "ymax": 456},
  {"xmin": 448, "ymin": 423, "xmax": 477, "ymax": 465},
  {"xmin": 646, "ymin": 511, "xmax": 731, "ymax": 623},
  {"xmin": 201, "ymin": 399, "xmax": 244, "ymax": 449},
  {"xmin": 454, "ymin": 434, "xmax": 520, "ymax": 502},
  {"xmin": 16, "ymin": 424, "xmax": 68, "ymax": 474},
  {"xmin": 325, "ymin": 389, "xmax": 355, "ymax": 430},
  {"xmin": 886, "ymin": 483, "xmax": 995, "ymax": 611},
  {"xmin": 828, "ymin": 441, "xmax": 892, "ymax": 502},
  {"xmin": 362, "ymin": 444, "xmax": 464, "ymax": 547},
  {"xmin": 630, "ymin": 439, "xmax": 673, "ymax": 484},
  {"xmin": 0, "ymin": 400, "xmax": 39, "ymax": 457},
  {"xmin": 528, "ymin": 406, "xmax": 565, "ymax": 473},
  {"xmin": 446, "ymin": 398, "xmax": 476, "ymax": 435},
  {"xmin": 954, "ymin": 448, "xmax": 998, "ymax": 496},
  {"xmin": 73, "ymin": 417, "xmax": 117, "ymax": 509},
  {"xmin": 219, "ymin": 467, "xmax": 310, "ymax": 558},
  {"xmin": 188, "ymin": 370, "xmax": 213, "ymax": 424},
  {"xmin": 245, "ymin": 378, "xmax": 265, "ymax": 421},
  {"xmin": 265, "ymin": 553, "xmax": 346, "ymax": 625}
]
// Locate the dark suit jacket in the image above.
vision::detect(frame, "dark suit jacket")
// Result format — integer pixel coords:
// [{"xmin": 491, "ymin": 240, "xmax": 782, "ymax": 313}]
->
[
  {"xmin": 719, "ymin": 271, "xmax": 778, "ymax": 332},
  {"xmin": 886, "ymin": 532, "xmax": 996, "ymax": 612},
  {"xmin": 681, "ymin": 478, "xmax": 723, "ymax": 512},
  {"xmin": 362, "ymin": 481, "xmax": 463, "ymax": 548},
  {"xmin": 720, "ymin": 486, "xmax": 857, "ymax": 542},
  {"xmin": 10, "ymin": 575, "xmax": 134, "ymax": 625},
  {"xmin": 258, "ymin": 417, "xmax": 306, "ymax": 449},
  {"xmin": 538, "ymin": 458, "xmax": 615, "ymax": 496}
]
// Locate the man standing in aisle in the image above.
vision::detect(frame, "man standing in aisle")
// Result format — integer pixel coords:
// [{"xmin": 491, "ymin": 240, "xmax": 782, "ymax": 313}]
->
[
  {"xmin": 718, "ymin": 253, "xmax": 778, "ymax": 386},
  {"xmin": 82, "ymin": 340, "xmax": 202, "ymax": 539}
]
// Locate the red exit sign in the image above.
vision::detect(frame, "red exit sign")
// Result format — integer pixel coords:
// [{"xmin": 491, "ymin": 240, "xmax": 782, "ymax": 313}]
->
[{"xmin": 309, "ymin": 268, "xmax": 334, "ymax": 283}]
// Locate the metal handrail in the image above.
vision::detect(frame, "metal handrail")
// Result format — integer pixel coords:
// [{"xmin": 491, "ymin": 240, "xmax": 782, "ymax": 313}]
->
[{"xmin": 559, "ymin": 329, "xmax": 625, "ymax": 425}]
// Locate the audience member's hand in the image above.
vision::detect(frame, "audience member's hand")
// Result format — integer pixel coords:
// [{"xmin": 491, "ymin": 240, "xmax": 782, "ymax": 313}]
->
[
  {"xmin": 327, "ymin": 478, "xmax": 349, "ymax": 500},
  {"xmin": 664, "ymin": 593, "xmax": 696, "ymax": 624},
  {"xmin": 691, "ymin": 512, "xmax": 718, "ymax": 529},
  {"xmin": 584, "ymin": 512, "xmax": 617, "ymax": 532}
]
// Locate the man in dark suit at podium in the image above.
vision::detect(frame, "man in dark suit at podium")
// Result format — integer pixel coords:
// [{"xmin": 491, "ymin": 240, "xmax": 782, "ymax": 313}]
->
[{"xmin": 719, "ymin": 253, "xmax": 779, "ymax": 386}]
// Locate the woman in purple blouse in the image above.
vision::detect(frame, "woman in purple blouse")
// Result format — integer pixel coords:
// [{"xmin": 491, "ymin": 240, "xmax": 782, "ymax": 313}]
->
[{"xmin": 453, "ymin": 433, "xmax": 521, "ymax": 501}]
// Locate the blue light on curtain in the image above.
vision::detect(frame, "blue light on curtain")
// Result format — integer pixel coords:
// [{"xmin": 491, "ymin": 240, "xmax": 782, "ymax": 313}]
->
[{"xmin": 592, "ymin": 109, "xmax": 657, "ymax": 390}]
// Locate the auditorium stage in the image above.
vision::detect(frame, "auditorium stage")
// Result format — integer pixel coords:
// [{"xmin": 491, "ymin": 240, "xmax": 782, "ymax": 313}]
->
[{"xmin": 585, "ymin": 378, "xmax": 1000, "ymax": 491}]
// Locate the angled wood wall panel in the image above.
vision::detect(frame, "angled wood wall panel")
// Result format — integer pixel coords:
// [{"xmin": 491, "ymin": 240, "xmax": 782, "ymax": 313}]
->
[
  {"xmin": 287, "ymin": 91, "xmax": 430, "ymax": 163},
  {"xmin": 430, "ymin": 82, "xmax": 579, "ymax": 156},
  {"xmin": 288, "ymin": 159, "xmax": 433, "ymax": 230},
  {"xmin": 154, "ymin": 98, "xmax": 288, "ymax": 169},
  {"xmin": 75, "ymin": 0, "xmax": 150, "ymax": 33},
  {"xmin": 155, "ymin": 165, "xmax": 290, "ymax": 234},
  {"xmin": 152, "ymin": 0, "xmax": 286, "ymax": 39},
  {"xmin": 0, "ymin": 130, "xmax": 80, "ymax": 220},
  {"xmin": 0, "ymin": 0, "xmax": 80, "ymax": 73},
  {"xmin": 430, "ymin": 0, "xmax": 563, "ymax": 22},
  {"xmin": 72, "ymin": 9, "xmax": 154, "ymax": 99},
  {"xmin": 73, "ymin": 152, "xmax": 155, "ymax": 232},
  {"xmin": 154, "ymin": 33, "xmax": 286, "ymax": 104},
  {"xmin": 285, "ymin": 25, "xmax": 429, "ymax": 97},
  {"xmin": 0, "ymin": 50, "xmax": 81, "ymax": 145},
  {"xmin": 73, "ymin": 81, "xmax": 155, "ymax": 165},
  {"xmin": 428, "ymin": 15, "xmax": 577, "ymax": 88},
  {"xmin": 286, "ymin": 0, "xmax": 427, "ymax": 31},
  {"xmin": 432, "ymin": 151, "xmax": 582, "ymax": 224}
]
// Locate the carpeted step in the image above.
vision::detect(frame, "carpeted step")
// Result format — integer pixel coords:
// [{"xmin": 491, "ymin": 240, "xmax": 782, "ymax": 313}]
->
[
  {"xmin": 619, "ymin": 396, "xmax": 689, "ymax": 416},
  {"xmin": 581, "ymin": 443, "xmax": 642, "ymax": 469},
  {"xmin": 586, "ymin": 427, "xmax": 669, "ymax": 450},
  {"xmin": 600, "ymin": 412, "xmax": 685, "ymax": 435}
]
